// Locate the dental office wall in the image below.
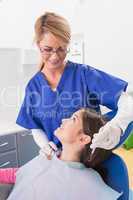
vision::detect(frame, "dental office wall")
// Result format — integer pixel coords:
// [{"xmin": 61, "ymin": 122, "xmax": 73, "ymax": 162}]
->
[
  {"xmin": 0, "ymin": 0, "xmax": 133, "ymax": 82},
  {"xmin": 0, "ymin": 0, "xmax": 133, "ymax": 118}
]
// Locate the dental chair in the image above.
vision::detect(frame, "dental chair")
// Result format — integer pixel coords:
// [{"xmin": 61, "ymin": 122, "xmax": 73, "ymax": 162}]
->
[
  {"xmin": 103, "ymin": 111, "xmax": 133, "ymax": 200},
  {"xmin": 0, "ymin": 121, "xmax": 133, "ymax": 200},
  {"xmin": 102, "ymin": 153, "xmax": 129, "ymax": 200}
]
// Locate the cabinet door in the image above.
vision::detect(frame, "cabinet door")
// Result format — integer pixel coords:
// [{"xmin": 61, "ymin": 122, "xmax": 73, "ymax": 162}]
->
[
  {"xmin": 0, "ymin": 150, "xmax": 18, "ymax": 168},
  {"xmin": 0, "ymin": 134, "xmax": 17, "ymax": 154},
  {"xmin": 17, "ymin": 131, "xmax": 40, "ymax": 167}
]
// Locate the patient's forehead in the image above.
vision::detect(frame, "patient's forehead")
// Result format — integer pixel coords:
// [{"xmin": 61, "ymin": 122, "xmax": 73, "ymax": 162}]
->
[
  {"xmin": 72, "ymin": 109, "xmax": 84, "ymax": 120},
  {"xmin": 74, "ymin": 109, "xmax": 84, "ymax": 116}
]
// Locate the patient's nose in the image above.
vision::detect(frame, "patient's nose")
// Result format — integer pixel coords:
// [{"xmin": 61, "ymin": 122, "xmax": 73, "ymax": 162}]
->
[{"xmin": 62, "ymin": 118, "xmax": 68, "ymax": 123}]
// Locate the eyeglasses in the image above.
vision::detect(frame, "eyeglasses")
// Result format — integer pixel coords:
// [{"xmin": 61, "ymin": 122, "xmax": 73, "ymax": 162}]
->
[{"xmin": 39, "ymin": 46, "xmax": 70, "ymax": 56}]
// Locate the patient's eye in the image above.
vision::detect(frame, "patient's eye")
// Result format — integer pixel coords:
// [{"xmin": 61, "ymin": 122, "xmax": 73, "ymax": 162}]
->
[{"xmin": 72, "ymin": 116, "xmax": 76, "ymax": 122}]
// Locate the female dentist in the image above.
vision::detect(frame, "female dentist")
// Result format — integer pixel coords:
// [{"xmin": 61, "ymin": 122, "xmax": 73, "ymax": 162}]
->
[{"xmin": 16, "ymin": 11, "xmax": 133, "ymax": 156}]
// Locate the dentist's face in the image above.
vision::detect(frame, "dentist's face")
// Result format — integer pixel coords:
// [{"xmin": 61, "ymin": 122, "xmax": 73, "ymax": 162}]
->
[
  {"xmin": 54, "ymin": 110, "xmax": 84, "ymax": 144},
  {"xmin": 38, "ymin": 32, "xmax": 68, "ymax": 69}
]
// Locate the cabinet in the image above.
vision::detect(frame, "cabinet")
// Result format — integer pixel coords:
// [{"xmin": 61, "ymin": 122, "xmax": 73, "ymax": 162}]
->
[
  {"xmin": 0, "ymin": 134, "xmax": 18, "ymax": 168},
  {"xmin": 0, "ymin": 131, "xmax": 40, "ymax": 168},
  {"xmin": 17, "ymin": 131, "xmax": 40, "ymax": 166}
]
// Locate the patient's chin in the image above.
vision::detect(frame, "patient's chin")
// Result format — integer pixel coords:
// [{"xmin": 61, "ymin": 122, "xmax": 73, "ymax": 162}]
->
[{"xmin": 54, "ymin": 128, "xmax": 60, "ymax": 137}]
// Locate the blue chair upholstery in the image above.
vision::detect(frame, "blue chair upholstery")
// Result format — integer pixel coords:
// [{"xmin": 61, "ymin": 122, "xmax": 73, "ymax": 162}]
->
[
  {"xmin": 102, "ymin": 153, "xmax": 129, "ymax": 200},
  {"xmin": 102, "ymin": 110, "xmax": 132, "ymax": 200},
  {"xmin": 115, "ymin": 121, "xmax": 133, "ymax": 148}
]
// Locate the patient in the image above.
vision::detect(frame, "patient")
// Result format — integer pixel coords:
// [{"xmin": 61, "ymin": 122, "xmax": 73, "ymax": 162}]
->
[{"xmin": 7, "ymin": 108, "xmax": 122, "ymax": 200}]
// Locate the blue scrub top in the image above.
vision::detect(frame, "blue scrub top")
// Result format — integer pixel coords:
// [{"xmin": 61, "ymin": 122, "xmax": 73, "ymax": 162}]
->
[{"xmin": 16, "ymin": 61, "xmax": 128, "ymax": 147}]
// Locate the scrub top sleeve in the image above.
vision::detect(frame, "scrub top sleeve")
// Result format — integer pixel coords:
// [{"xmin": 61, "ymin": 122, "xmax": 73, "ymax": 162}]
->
[
  {"xmin": 16, "ymin": 87, "xmax": 41, "ymax": 129},
  {"xmin": 84, "ymin": 66, "xmax": 128, "ymax": 110}
]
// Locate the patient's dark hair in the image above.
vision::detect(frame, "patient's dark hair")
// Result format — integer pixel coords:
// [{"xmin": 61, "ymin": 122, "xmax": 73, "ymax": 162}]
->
[{"xmin": 80, "ymin": 108, "xmax": 112, "ymax": 182}]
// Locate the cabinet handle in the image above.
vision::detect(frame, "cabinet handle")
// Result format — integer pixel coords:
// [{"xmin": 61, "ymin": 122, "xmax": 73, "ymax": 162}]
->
[
  {"xmin": 21, "ymin": 132, "xmax": 32, "ymax": 137},
  {"xmin": 0, "ymin": 161, "xmax": 10, "ymax": 168},
  {"xmin": 0, "ymin": 142, "xmax": 8, "ymax": 147}
]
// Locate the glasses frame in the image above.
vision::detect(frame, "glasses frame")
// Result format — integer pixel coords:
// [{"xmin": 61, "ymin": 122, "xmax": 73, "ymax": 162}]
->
[{"xmin": 39, "ymin": 46, "xmax": 70, "ymax": 56}]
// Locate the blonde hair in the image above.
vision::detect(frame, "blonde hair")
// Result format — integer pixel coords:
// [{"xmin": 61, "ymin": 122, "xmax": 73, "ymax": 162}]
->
[{"xmin": 34, "ymin": 12, "xmax": 71, "ymax": 71}]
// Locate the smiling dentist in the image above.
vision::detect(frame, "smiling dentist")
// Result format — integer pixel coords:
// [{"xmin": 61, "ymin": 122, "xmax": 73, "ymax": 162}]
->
[{"xmin": 16, "ymin": 11, "xmax": 133, "ymax": 157}]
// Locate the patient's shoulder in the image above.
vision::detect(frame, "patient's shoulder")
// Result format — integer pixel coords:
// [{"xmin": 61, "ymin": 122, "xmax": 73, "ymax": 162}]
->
[
  {"xmin": 85, "ymin": 168, "xmax": 105, "ymax": 183},
  {"xmin": 16, "ymin": 153, "xmax": 52, "ymax": 183}
]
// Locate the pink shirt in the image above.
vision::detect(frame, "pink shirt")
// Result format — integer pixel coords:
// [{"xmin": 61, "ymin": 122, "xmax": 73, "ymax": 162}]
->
[{"xmin": 0, "ymin": 168, "xmax": 18, "ymax": 184}]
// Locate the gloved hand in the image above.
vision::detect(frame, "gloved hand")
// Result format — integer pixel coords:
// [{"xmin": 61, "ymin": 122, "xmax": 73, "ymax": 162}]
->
[
  {"xmin": 110, "ymin": 92, "xmax": 133, "ymax": 132},
  {"xmin": 48, "ymin": 141, "xmax": 58, "ymax": 151},
  {"xmin": 32, "ymin": 129, "xmax": 58, "ymax": 159},
  {"xmin": 90, "ymin": 91, "xmax": 133, "ymax": 152},
  {"xmin": 90, "ymin": 122, "xmax": 122, "ymax": 152},
  {"xmin": 40, "ymin": 141, "xmax": 58, "ymax": 160}
]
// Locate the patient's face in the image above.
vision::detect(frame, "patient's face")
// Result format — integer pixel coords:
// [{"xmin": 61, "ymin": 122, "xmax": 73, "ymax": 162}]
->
[{"xmin": 54, "ymin": 110, "xmax": 84, "ymax": 144}]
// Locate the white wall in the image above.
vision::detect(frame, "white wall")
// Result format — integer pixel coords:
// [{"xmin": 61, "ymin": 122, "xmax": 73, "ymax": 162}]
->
[
  {"xmin": 0, "ymin": 0, "xmax": 25, "ymax": 47},
  {"xmin": 80, "ymin": 0, "xmax": 133, "ymax": 84},
  {"xmin": 0, "ymin": 0, "xmax": 79, "ymax": 48},
  {"xmin": 0, "ymin": 0, "xmax": 133, "ymax": 83}
]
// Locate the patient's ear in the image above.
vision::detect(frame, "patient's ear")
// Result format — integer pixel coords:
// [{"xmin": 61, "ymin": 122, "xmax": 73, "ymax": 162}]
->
[{"xmin": 79, "ymin": 134, "xmax": 91, "ymax": 145}]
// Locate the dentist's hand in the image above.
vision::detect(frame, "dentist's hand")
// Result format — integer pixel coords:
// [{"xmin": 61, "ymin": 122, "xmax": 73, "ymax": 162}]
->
[
  {"xmin": 40, "ymin": 141, "xmax": 58, "ymax": 160},
  {"xmin": 90, "ymin": 122, "xmax": 122, "ymax": 151},
  {"xmin": 48, "ymin": 141, "xmax": 58, "ymax": 151}
]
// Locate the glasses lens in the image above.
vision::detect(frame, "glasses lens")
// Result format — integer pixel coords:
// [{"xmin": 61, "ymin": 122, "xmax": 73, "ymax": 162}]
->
[
  {"xmin": 40, "ymin": 47, "xmax": 52, "ymax": 54},
  {"xmin": 40, "ymin": 46, "xmax": 69, "ymax": 56},
  {"xmin": 57, "ymin": 47, "xmax": 68, "ymax": 56}
]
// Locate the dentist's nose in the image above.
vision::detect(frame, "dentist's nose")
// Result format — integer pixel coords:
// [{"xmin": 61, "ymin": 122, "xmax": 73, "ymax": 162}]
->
[{"xmin": 50, "ymin": 52, "xmax": 59, "ymax": 59}]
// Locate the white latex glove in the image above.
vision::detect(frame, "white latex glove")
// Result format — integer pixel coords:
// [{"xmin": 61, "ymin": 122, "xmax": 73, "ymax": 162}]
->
[
  {"xmin": 90, "ymin": 122, "xmax": 122, "ymax": 152},
  {"xmin": 32, "ymin": 129, "xmax": 58, "ymax": 159},
  {"xmin": 40, "ymin": 141, "xmax": 59, "ymax": 160},
  {"xmin": 90, "ymin": 88, "xmax": 133, "ymax": 151},
  {"xmin": 48, "ymin": 141, "xmax": 58, "ymax": 151},
  {"xmin": 40, "ymin": 141, "xmax": 59, "ymax": 159},
  {"xmin": 111, "ymin": 91, "xmax": 133, "ymax": 132},
  {"xmin": 32, "ymin": 129, "xmax": 49, "ymax": 148}
]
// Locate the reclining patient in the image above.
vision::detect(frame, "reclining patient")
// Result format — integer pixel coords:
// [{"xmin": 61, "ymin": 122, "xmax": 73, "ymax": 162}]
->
[{"xmin": 7, "ymin": 108, "xmax": 122, "ymax": 200}]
